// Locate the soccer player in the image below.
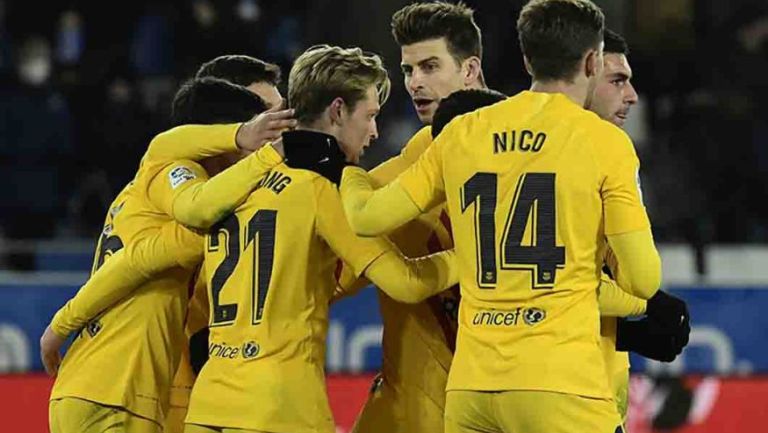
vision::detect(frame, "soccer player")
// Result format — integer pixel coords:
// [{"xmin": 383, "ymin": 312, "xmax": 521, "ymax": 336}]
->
[
  {"xmin": 350, "ymin": 4, "xmax": 485, "ymax": 432},
  {"xmin": 166, "ymin": 55, "xmax": 295, "ymax": 433},
  {"xmin": 340, "ymin": 0, "xmax": 663, "ymax": 431},
  {"xmin": 589, "ymin": 29, "xmax": 690, "ymax": 421},
  {"xmin": 44, "ymin": 79, "xmax": 285, "ymax": 433},
  {"xmin": 183, "ymin": 45, "xmax": 459, "ymax": 433}
]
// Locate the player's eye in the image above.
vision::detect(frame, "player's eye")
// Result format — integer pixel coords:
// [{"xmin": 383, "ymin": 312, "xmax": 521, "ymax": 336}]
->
[
  {"xmin": 612, "ymin": 78, "xmax": 627, "ymax": 87},
  {"xmin": 401, "ymin": 67, "xmax": 413, "ymax": 77},
  {"xmin": 423, "ymin": 62, "xmax": 439, "ymax": 73}
]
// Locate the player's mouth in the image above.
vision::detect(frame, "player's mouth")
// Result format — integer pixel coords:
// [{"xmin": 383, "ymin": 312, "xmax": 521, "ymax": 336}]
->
[
  {"xmin": 615, "ymin": 110, "xmax": 629, "ymax": 125},
  {"xmin": 413, "ymin": 98, "xmax": 435, "ymax": 115}
]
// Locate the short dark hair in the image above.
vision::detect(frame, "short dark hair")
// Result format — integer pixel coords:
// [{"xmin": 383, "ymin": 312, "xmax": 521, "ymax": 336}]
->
[
  {"xmin": 391, "ymin": 1, "xmax": 482, "ymax": 62},
  {"xmin": 195, "ymin": 55, "xmax": 281, "ymax": 87},
  {"xmin": 603, "ymin": 29, "xmax": 629, "ymax": 56},
  {"xmin": 171, "ymin": 77, "xmax": 267, "ymax": 126},
  {"xmin": 432, "ymin": 88, "xmax": 507, "ymax": 138},
  {"xmin": 517, "ymin": 0, "xmax": 604, "ymax": 81}
]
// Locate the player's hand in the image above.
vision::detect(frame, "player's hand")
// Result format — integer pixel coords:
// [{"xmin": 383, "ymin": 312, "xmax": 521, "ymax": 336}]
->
[
  {"xmin": 40, "ymin": 325, "xmax": 66, "ymax": 377},
  {"xmin": 616, "ymin": 316, "xmax": 690, "ymax": 362},
  {"xmin": 189, "ymin": 327, "xmax": 210, "ymax": 375},
  {"xmin": 236, "ymin": 104, "xmax": 297, "ymax": 152},
  {"xmin": 646, "ymin": 290, "xmax": 690, "ymax": 332}
]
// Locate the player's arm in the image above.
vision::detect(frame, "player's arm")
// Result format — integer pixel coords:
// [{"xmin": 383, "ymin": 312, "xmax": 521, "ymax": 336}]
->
[
  {"xmin": 49, "ymin": 223, "xmax": 203, "ymax": 338},
  {"xmin": 597, "ymin": 272, "xmax": 646, "ymax": 317},
  {"xmin": 341, "ymin": 130, "xmax": 446, "ymax": 237},
  {"xmin": 368, "ymin": 125, "xmax": 432, "ymax": 187},
  {"xmin": 146, "ymin": 145, "xmax": 283, "ymax": 229},
  {"xmin": 598, "ymin": 128, "xmax": 661, "ymax": 299},
  {"xmin": 41, "ymin": 223, "xmax": 203, "ymax": 376},
  {"xmin": 143, "ymin": 106, "xmax": 294, "ymax": 162},
  {"xmin": 316, "ymin": 179, "xmax": 457, "ymax": 303},
  {"xmin": 144, "ymin": 124, "xmax": 242, "ymax": 162}
]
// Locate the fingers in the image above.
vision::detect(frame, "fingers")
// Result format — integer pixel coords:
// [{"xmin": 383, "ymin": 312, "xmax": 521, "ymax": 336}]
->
[{"xmin": 267, "ymin": 118, "xmax": 298, "ymax": 131}]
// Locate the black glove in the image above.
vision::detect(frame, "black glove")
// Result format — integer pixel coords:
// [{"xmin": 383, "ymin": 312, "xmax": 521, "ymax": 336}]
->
[
  {"xmin": 282, "ymin": 130, "xmax": 348, "ymax": 184},
  {"xmin": 616, "ymin": 291, "xmax": 691, "ymax": 362},
  {"xmin": 189, "ymin": 327, "xmax": 210, "ymax": 375},
  {"xmin": 647, "ymin": 290, "xmax": 690, "ymax": 332}
]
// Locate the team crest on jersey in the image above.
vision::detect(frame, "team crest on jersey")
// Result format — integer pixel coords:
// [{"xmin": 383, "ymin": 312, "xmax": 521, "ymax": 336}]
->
[
  {"xmin": 523, "ymin": 307, "xmax": 546, "ymax": 326},
  {"xmin": 169, "ymin": 166, "xmax": 197, "ymax": 189},
  {"xmin": 86, "ymin": 320, "xmax": 102, "ymax": 337},
  {"xmin": 242, "ymin": 341, "xmax": 260, "ymax": 359}
]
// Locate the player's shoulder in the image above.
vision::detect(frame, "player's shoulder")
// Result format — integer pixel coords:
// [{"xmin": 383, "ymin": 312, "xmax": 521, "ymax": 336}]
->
[{"xmin": 401, "ymin": 125, "xmax": 433, "ymax": 161}]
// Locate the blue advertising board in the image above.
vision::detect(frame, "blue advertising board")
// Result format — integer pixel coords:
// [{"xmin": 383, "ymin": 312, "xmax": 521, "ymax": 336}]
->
[{"xmin": 1, "ymin": 282, "xmax": 766, "ymax": 375}]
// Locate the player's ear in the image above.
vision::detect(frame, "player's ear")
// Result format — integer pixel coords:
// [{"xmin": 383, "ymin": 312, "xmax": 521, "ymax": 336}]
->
[
  {"xmin": 584, "ymin": 48, "xmax": 601, "ymax": 79},
  {"xmin": 523, "ymin": 56, "xmax": 534, "ymax": 78},
  {"xmin": 329, "ymin": 97, "xmax": 345, "ymax": 125},
  {"xmin": 463, "ymin": 56, "xmax": 482, "ymax": 87}
]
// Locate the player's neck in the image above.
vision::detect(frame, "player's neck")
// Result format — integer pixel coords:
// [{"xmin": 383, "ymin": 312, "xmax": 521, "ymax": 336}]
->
[{"xmin": 529, "ymin": 80, "xmax": 589, "ymax": 108}]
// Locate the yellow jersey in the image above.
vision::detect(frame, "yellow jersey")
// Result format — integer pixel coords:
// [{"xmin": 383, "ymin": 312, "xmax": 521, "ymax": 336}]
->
[
  {"xmin": 50, "ymin": 176, "xmax": 202, "ymax": 425},
  {"xmin": 395, "ymin": 91, "xmax": 650, "ymax": 398},
  {"xmin": 367, "ymin": 126, "xmax": 458, "ymax": 410},
  {"xmin": 50, "ymin": 124, "xmax": 282, "ymax": 424},
  {"xmin": 186, "ymin": 163, "xmax": 391, "ymax": 433}
]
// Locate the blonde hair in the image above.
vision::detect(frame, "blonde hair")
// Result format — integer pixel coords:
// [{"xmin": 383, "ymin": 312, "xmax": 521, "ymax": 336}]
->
[{"xmin": 288, "ymin": 45, "xmax": 391, "ymax": 123}]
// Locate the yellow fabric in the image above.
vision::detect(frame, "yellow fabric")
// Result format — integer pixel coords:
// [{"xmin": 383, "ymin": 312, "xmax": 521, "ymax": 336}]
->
[
  {"xmin": 601, "ymin": 317, "xmax": 631, "ymax": 421},
  {"xmin": 352, "ymin": 127, "xmax": 458, "ymax": 426},
  {"xmin": 50, "ymin": 397, "xmax": 162, "ymax": 433},
  {"xmin": 49, "ymin": 123, "xmax": 255, "ymax": 423},
  {"xmin": 444, "ymin": 390, "xmax": 622, "ymax": 433},
  {"xmin": 50, "ymin": 181, "xmax": 199, "ymax": 424},
  {"xmin": 351, "ymin": 374, "xmax": 445, "ymax": 433},
  {"xmin": 607, "ymin": 229, "xmax": 662, "ymax": 299},
  {"xmin": 368, "ymin": 126, "xmax": 433, "ymax": 186},
  {"xmin": 146, "ymin": 145, "xmax": 283, "ymax": 229},
  {"xmin": 598, "ymin": 273, "xmax": 647, "ymax": 317},
  {"xmin": 342, "ymin": 91, "xmax": 653, "ymax": 398},
  {"xmin": 50, "ymin": 222, "xmax": 202, "ymax": 337},
  {"xmin": 187, "ymin": 165, "xmax": 453, "ymax": 433},
  {"xmin": 185, "ymin": 424, "xmax": 269, "ymax": 433},
  {"xmin": 143, "ymin": 124, "xmax": 240, "ymax": 162}
]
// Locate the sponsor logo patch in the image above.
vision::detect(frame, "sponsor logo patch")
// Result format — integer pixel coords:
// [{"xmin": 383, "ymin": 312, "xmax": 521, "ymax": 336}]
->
[{"xmin": 169, "ymin": 166, "xmax": 197, "ymax": 189}]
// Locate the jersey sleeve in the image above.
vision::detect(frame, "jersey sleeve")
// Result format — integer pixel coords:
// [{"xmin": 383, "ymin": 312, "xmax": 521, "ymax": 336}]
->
[
  {"xmin": 50, "ymin": 223, "xmax": 204, "ymax": 337},
  {"xmin": 340, "ymin": 166, "xmax": 424, "ymax": 236},
  {"xmin": 143, "ymin": 123, "xmax": 241, "ymax": 162},
  {"xmin": 395, "ymin": 127, "xmax": 447, "ymax": 212},
  {"xmin": 314, "ymin": 178, "xmax": 390, "ymax": 276},
  {"xmin": 595, "ymin": 127, "xmax": 650, "ymax": 236},
  {"xmin": 146, "ymin": 145, "xmax": 284, "ymax": 229},
  {"xmin": 315, "ymin": 178, "xmax": 458, "ymax": 303},
  {"xmin": 369, "ymin": 126, "xmax": 432, "ymax": 187},
  {"xmin": 597, "ymin": 272, "xmax": 647, "ymax": 317}
]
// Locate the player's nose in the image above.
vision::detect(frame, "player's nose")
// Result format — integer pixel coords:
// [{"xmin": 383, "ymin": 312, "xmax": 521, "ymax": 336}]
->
[{"xmin": 625, "ymin": 82, "xmax": 639, "ymax": 105}]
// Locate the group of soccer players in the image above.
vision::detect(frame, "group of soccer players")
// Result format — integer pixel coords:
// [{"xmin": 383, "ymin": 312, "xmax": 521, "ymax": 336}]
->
[{"xmin": 40, "ymin": 1, "xmax": 691, "ymax": 433}]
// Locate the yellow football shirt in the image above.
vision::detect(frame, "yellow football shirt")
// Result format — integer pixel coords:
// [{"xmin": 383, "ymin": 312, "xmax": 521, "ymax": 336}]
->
[
  {"xmin": 364, "ymin": 126, "xmax": 458, "ymax": 413},
  {"xmin": 186, "ymin": 159, "xmax": 455, "ymax": 433},
  {"xmin": 388, "ymin": 91, "xmax": 650, "ymax": 398},
  {"xmin": 50, "ymin": 181, "xmax": 201, "ymax": 425},
  {"xmin": 50, "ymin": 124, "xmax": 281, "ymax": 425}
]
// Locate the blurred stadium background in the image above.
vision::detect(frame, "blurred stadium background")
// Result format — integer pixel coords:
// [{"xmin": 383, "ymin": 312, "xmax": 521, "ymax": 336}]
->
[{"xmin": 0, "ymin": 0, "xmax": 766, "ymax": 431}]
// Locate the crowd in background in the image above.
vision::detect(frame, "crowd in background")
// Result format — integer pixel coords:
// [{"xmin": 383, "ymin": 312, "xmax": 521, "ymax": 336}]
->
[{"xmin": 0, "ymin": 0, "xmax": 766, "ymax": 245}]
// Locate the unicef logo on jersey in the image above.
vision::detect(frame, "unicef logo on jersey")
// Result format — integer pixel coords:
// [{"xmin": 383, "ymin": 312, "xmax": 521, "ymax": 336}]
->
[
  {"xmin": 523, "ymin": 308, "xmax": 546, "ymax": 326},
  {"xmin": 242, "ymin": 341, "xmax": 260, "ymax": 359}
]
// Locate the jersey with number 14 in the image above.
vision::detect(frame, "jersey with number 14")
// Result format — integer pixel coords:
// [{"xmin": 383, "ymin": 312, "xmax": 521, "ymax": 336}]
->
[{"xmin": 397, "ymin": 91, "xmax": 650, "ymax": 398}]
